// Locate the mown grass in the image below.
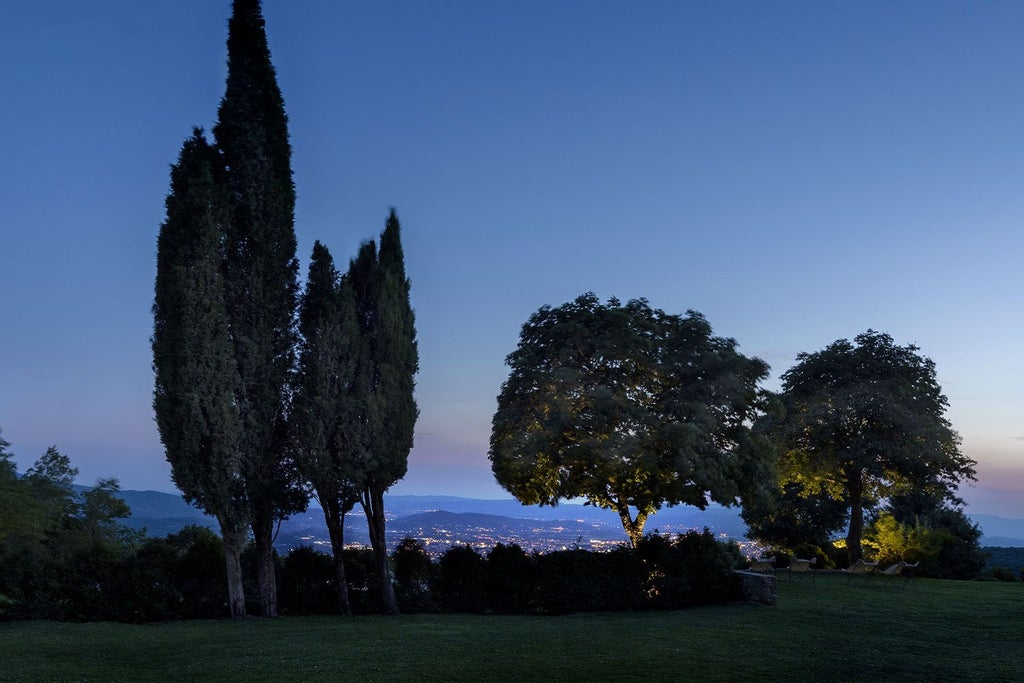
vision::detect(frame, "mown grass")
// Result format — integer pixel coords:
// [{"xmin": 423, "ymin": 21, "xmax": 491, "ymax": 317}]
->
[{"xmin": 2, "ymin": 575, "xmax": 1022, "ymax": 681}]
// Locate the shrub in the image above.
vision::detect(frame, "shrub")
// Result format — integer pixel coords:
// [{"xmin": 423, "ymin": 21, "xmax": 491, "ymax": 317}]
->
[
  {"xmin": 169, "ymin": 526, "xmax": 227, "ymax": 619},
  {"xmin": 533, "ymin": 547, "xmax": 644, "ymax": 615},
  {"xmin": 669, "ymin": 530, "xmax": 743, "ymax": 607},
  {"xmin": 278, "ymin": 546, "xmax": 336, "ymax": 615},
  {"xmin": 343, "ymin": 548, "xmax": 382, "ymax": 614},
  {"xmin": 437, "ymin": 545, "xmax": 488, "ymax": 613},
  {"xmin": 393, "ymin": 538, "xmax": 437, "ymax": 613},
  {"xmin": 485, "ymin": 543, "xmax": 535, "ymax": 614},
  {"xmin": 983, "ymin": 566, "xmax": 1018, "ymax": 582}
]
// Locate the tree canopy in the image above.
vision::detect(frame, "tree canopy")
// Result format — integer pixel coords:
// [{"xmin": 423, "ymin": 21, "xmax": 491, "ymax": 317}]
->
[
  {"xmin": 768, "ymin": 330, "xmax": 976, "ymax": 562},
  {"xmin": 489, "ymin": 293, "xmax": 775, "ymax": 547},
  {"xmin": 741, "ymin": 481, "xmax": 849, "ymax": 555}
]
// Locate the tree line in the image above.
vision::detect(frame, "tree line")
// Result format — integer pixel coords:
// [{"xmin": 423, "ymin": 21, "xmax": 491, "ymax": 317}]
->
[
  {"xmin": 0, "ymin": 429, "xmax": 1002, "ymax": 623},
  {"xmin": 152, "ymin": 0, "xmax": 416, "ymax": 617},
  {"xmin": 0, "ymin": 438, "xmax": 743, "ymax": 622}
]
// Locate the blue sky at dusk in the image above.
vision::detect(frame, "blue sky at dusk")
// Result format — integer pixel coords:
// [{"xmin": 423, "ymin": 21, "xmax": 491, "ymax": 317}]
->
[{"xmin": 1, "ymin": 2, "xmax": 1021, "ymax": 515}]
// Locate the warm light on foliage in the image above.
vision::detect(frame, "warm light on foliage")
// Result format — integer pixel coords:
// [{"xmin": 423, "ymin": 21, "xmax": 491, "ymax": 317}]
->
[{"xmin": 863, "ymin": 512, "xmax": 941, "ymax": 565}]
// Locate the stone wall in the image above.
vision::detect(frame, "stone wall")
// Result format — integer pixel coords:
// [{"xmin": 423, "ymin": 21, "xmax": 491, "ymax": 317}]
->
[{"xmin": 735, "ymin": 570, "xmax": 776, "ymax": 606}]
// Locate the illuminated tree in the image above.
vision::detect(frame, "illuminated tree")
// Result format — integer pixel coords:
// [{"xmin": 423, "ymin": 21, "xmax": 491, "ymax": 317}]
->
[
  {"xmin": 490, "ymin": 293, "xmax": 775, "ymax": 547},
  {"xmin": 771, "ymin": 330, "xmax": 975, "ymax": 562}
]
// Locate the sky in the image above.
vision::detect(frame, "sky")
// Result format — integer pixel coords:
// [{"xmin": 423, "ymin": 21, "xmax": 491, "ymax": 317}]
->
[{"xmin": 1, "ymin": 1, "xmax": 1021, "ymax": 517}]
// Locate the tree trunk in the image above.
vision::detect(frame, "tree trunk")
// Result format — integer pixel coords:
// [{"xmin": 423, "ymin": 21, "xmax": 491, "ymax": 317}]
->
[
  {"xmin": 324, "ymin": 500, "xmax": 352, "ymax": 616},
  {"xmin": 220, "ymin": 517, "xmax": 248, "ymax": 618},
  {"xmin": 361, "ymin": 487, "xmax": 399, "ymax": 615},
  {"xmin": 251, "ymin": 513, "xmax": 278, "ymax": 617},
  {"xmin": 845, "ymin": 474, "xmax": 865, "ymax": 564},
  {"xmin": 614, "ymin": 500, "xmax": 648, "ymax": 548}
]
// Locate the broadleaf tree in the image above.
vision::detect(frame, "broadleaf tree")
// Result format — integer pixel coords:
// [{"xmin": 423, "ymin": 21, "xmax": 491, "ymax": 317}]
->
[
  {"xmin": 213, "ymin": 0, "xmax": 306, "ymax": 617},
  {"xmin": 769, "ymin": 330, "xmax": 975, "ymax": 562},
  {"xmin": 0, "ymin": 431, "xmax": 48, "ymax": 541},
  {"xmin": 489, "ymin": 293, "xmax": 775, "ymax": 547},
  {"xmin": 740, "ymin": 481, "xmax": 849, "ymax": 556},
  {"xmin": 293, "ymin": 241, "xmax": 362, "ymax": 615},
  {"xmin": 153, "ymin": 130, "xmax": 249, "ymax": 617}
]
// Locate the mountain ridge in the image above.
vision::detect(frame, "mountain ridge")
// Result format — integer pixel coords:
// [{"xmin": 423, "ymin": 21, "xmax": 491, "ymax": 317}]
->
[{"xmin": 100, "ymin": 488, "xmax": 1024, "ymax": 549}]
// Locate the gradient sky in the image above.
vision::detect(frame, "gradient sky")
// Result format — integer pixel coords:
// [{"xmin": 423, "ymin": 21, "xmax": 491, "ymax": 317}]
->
[{"xmin": 1, "ymin": 1, "xmax": 1021, "ymax": 516}]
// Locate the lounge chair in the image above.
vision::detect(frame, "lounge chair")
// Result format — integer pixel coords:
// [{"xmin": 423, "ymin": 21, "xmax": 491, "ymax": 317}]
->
[
  {"xmin": 749, "ymin": 556, "xmax": 776, "ymax": 574},
  {"xmin": 843, "ymin": 558, "xmax": 878, "ymax": 584},
  {"xmin": 789, "ymin": 556, "xmax": 817, "ymax": 582},
  {"xmin": 879, "ymin": 561, "xmax": 919, "ymax": 589}
]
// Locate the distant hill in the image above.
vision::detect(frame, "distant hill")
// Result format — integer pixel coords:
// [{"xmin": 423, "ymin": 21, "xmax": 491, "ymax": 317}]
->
[
  {"xmin": 85, "ymin": 487, "xmax": 1024, "ymax": 552},
  {"xmin": 972, "ymin": 514, "xmax": 1024, "ymax": 547},
  {"xmin": 109, "ymin": 489, "xmax": 218, "ymax": 537},
  {"xmin": 89, "ymin": 488, "xmax": 748, "ymax": 551},
  {"xmin": 981, "ymin": 536, "xmax": 1024, "ymax": 548}
]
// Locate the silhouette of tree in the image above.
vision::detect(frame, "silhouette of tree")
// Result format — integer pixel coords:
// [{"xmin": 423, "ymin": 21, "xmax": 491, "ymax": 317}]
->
[
  {"xmin": 347, "ymin": 210, "xmax": 419, "ymax": 615},
  {"xmin": 153, "ymin": 131, "xmax": 249, "ymax": 616},
  {"xmin": 293, "ymin": 241, "xmax": 362, "ymax": 614},
  {"xmin": 213, "ymin": 0, "xmax": 306, "ymax": 617}
]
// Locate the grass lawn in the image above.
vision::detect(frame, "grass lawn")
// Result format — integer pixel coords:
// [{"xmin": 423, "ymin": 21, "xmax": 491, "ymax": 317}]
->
[{"xmin": 2, "ymin": 574, "xmax": 1022, "ymax": 681}]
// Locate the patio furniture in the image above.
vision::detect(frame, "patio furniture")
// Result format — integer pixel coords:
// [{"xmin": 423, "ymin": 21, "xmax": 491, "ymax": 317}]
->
[
  {"xmin": 880, "ymin": 560, "xmax": 919, "ymax": 589},
  {"xmin": 843, "ymin": 558, "xmax": 878, "ymax": 585},
  {"xmin": 789, "ymin": 556, "xmax": 817, "ymax": 582}
]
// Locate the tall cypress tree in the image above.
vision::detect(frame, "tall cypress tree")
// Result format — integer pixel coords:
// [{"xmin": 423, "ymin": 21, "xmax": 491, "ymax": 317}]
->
[
  {"xmin": 294, "ymin": 241, "xmax": 362, "ymax": 615},
  {"xmin": 349, "ymin": 209, "xmax": 418, "ymax": 615},
  {"xmin": 213, "ymin": 0, "xmax": 303, "ymax": 617},
  {"xmin": 153, "ymin": 130, "xmax": 249, "ymax": 617}
]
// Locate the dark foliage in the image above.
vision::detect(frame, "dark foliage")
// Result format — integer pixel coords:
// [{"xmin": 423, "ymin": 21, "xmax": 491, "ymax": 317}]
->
[
  {"xmin": 984, "ymin": 547, "xmax": 1024, "ymax": 580},
  {"xmin": 533, "ymin": 547, "xmax": 645, "ymax": 615},
  {"xmin": 343, "ymin": 548, "xmax": 383, "ymax": 614},
  {"xmin": 437, "ymin": 545, "xmax": 488, "ymax": 614},
  {"xmin": 278, "ymin": 546, "xmax": 337, "ymax": 615},
  {"xmin": 742, "ymin": 481, "xmax": 848, "ymax": 557},
  {"xmin": 485, "ymin": 543, "xmax": 536, "ymax": 614},
  {"xmin": 393, "ymin": 538, "xmax": 437, "ymax": 613}
]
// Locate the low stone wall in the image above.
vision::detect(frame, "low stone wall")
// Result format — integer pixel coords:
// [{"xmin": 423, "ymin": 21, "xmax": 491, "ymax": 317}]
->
[{"xmin": 735, "ymin": 570, "xmax": 776, "ymax": 606}]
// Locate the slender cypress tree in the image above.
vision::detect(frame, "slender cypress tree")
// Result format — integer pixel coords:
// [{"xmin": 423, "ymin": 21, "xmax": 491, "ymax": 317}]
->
[
  {"xmin": 152, "ymin": 130, "xmax": 249, "ymax": 617},
  {"xmin": 294, "ymin": 241, "xmax": 362, "ymax": 615},
  {"xmin": 349, "ymin": 209, "xmax": 418, "ymax": 615},
  {"xmin": 213, "ymin": 0, "xmax": 303, "ymax": 617}
]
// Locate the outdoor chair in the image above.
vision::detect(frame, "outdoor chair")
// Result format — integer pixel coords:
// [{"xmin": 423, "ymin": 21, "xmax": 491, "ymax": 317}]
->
[
  {"xmin": 749, "ymin": 556, "xmax": 776, "ymax": 574},
  {"xmin": 882, "ymin": 561, "xmax": 919, "ymax": 589},
  {"xmin": 789, "ymin": 556, "xmax": 817, "ymax": 582},
  {"xmin": 878, "ymin": 561, "xmax": 902, "ymax": 585},
  {"xmin": 843, "ymin": 558, "xmax": 878, "ymax": 585}
]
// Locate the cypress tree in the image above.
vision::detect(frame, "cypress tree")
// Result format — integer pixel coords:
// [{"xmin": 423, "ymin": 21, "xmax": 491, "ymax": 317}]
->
[
  {"xmin": 213, "ymin": 0, "xmax": 303, "ymax": 617},
  {"xmin": 294, "ymin": 241, "xmax": 362, "ymax": 615},
  {"xmin": 152, "ymin": 130, "xmax": 249, "ymax": 617},
  {"xmin": 349, "ymin": 209, "xmax": 418, "ymax": 615}
]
